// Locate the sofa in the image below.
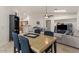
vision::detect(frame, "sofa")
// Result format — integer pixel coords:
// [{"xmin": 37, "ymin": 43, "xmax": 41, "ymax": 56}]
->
[{"xmin": 55, "ymin": 32, "xmax": 79, "ymax": 49}]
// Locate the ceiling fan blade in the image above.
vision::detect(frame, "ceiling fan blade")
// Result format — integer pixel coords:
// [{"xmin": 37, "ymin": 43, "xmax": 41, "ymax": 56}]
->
[{"xmin": 48, "ymin": 15, "xmax": 53, "ymax": 17}]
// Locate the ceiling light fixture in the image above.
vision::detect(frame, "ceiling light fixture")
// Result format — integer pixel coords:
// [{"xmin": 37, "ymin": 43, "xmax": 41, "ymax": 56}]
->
[
  {"xmin": 54, "ymin": 9, "xmax": 66, "ymax": 12},
  {"xmin": 45, "ymin": 6, "xmax": 48, "ymax": 18}
]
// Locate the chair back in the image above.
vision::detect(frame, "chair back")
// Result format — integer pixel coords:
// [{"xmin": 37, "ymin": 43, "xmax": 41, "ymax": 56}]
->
[
  {"xmin": 19, "ymin": 36, "xmax": 30, "ymax": 53},
  {"xmin": 34, "ymin": 29, "xmax": 41, "ymax": 34},
  {"xmin": 44, "ymin": 31, "xmax": 54, "ymax": 36},
  {"xmin": 12, "ymin": 32, "xmax": 20, "ymax": 50}
]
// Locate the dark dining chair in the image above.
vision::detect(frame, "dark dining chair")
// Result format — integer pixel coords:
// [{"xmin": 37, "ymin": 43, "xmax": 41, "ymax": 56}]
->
[
  {"xmin": 12, "ymin": 32, "xmax": 21, "ymax": 53},
  {"xmin": 44, "ymin": 31, "xmax": 54, "ymax": 36},
  {"xmin": 44, "ymin": 31, "xmax": 54, "ymax": 53},
  {"xmin": 34, "ymin": 29, "xmax": 41, "ymax": 34},
  {"xmin": 19, "ymin": 36, "xmax": 33, "ymax": 53}
]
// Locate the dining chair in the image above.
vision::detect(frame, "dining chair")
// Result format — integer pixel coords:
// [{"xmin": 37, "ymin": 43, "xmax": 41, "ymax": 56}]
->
[
  {"xmin": 19, "ymin": 36, "xmax": 33, "ymax": 53},
  {"xmin": 44, "ymin": 31, "xmax": 54, "ymax": 36},
  {"xmin": 12, "ymin": 32, "xmax": 21, "ymax": 53},
  {"xmin": 44, "ymin": 31, "xmax": 54, "ymax": 53},
  {"xmin": 34, "ymin": 29, "xmax": 41, "ymax": 34}
]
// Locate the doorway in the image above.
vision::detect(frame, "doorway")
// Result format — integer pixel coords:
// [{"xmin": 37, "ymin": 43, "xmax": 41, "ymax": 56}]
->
[{"xmin": 46, "ymin": 20, "xmax": 51, "ymax": 31}]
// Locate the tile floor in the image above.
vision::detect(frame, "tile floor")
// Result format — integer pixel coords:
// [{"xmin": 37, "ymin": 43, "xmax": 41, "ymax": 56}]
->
[{"xmin": 0, "ymin": 41, "xmax": 79, "ymax": 53}]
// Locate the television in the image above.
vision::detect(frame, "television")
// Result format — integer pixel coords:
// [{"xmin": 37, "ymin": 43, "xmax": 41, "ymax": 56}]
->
[{"xmin": 57, "ymin": 25, "xmax": 67, "ymax": 30}]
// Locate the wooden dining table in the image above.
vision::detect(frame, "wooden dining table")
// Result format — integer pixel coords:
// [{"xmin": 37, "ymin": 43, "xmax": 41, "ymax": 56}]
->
[{"xmin": 20, "ymin": 33, "xmax": 57, "ymax": 53}]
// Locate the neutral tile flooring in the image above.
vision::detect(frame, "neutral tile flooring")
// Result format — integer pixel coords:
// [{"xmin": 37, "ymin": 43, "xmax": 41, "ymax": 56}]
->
[{"xmin": 0, "ymin": 41, "xmax": 79, "ymax": 53}]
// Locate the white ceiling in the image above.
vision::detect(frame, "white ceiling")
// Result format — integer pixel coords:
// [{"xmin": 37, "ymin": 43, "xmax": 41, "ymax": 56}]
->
[{"xmin": 10, "ymin": 6, "xmax": 79, "ymax": 19}]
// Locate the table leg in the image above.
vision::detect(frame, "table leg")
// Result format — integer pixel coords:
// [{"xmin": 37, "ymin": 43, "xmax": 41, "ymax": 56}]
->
[
  {"xmin": 54, "ymin": 41, "xmax": 57, "ymax": 53},
  {"xmin": 44, "ymin": 44, "xmax": 53, "ymax": 53},
  {"xmin": 51, "ymin": 44, "xmax": 53, "ymax": 53}
]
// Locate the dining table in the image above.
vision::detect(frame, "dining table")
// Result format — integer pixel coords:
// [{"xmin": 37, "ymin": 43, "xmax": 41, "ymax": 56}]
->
[{"xmin": 19, "ymin": 33, "xmax": 57, "ymax": 53}]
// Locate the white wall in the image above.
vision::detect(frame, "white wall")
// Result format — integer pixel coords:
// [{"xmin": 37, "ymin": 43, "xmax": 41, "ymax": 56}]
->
[
  {"xmin": 77, "ymin": 10, "xmax": 79, "ymax": 30},
  {"xmin": 0, "ymin": 7, "xmax": 13, "ymax": 47},
  {"xmin": 50, "ymin": 14, "xmax": 77, "ymax": 32},
  {"xmin": 54, "ymin": 18, "xmax": 77, "ymax": 32}
]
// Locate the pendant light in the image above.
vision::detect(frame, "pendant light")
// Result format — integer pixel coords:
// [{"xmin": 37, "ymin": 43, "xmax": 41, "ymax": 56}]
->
[{"xmin": 45, "ymin": 6, "xmax": 48, "ymax": 18}]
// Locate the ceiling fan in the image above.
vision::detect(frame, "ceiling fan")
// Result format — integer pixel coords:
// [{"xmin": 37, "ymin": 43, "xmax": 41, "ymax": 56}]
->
[{"xmin": 44, "ymin": 6, "xmax": 53, "ymax": 18}]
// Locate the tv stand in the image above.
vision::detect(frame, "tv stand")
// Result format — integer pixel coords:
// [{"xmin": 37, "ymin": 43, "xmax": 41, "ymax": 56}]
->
[{"xmin": 57, "ymin": 30, "xmax": 66, "ymax": 34}]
